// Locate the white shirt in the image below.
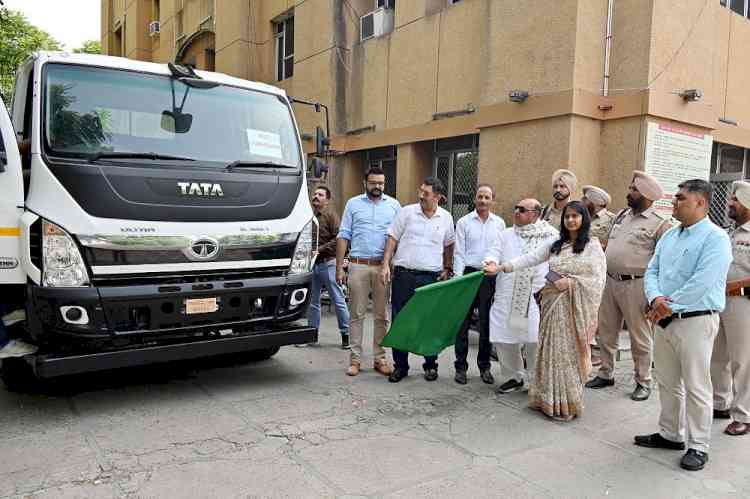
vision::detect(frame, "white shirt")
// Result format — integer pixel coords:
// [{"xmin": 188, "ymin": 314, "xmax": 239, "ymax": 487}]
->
[
  {"xmin": 453, "ymin": 210, "xmax": 506, "ymax": 275},
  {"xmin": 388, "ymin": 204, "xmax": 456, "ymax": 272}
]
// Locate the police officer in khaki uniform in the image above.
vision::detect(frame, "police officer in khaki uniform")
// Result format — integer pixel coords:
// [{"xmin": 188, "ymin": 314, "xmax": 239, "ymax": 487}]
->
[
  {"xmin": 582, "ymin": 185, "xmax": 616, "ymax": 249},
  {"xmin": 711, "ymin": 180, "xmax": 750, "ymax": 436},
  {"xmin": 541, "ymin": 169, "xmax": 577, "ymax": 232},
  {"xmin": 586, "ymin": 171, "xmax": 672, "ymax": 401}
]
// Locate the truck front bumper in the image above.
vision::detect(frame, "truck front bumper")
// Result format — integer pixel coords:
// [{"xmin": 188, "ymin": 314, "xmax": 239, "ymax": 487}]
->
[
  {"xmin": 30, "ymin": 324, "xmax": 316, "ymax": 378},
  {"xmin": 26, "ymin": 272, "xmax": 313, "ymax": 350}
]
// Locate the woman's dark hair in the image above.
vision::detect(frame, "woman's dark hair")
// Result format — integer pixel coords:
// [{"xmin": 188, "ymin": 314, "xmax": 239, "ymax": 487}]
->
[{"xmin": 551, "ymin": 201, "xmax": 591, "ymax": 255}]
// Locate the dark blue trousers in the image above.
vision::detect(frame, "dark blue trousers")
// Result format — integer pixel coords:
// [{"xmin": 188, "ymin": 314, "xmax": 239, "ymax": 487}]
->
[{"xmin": 390, "ymin": 267, "xmax": 439, "ymax": 372}]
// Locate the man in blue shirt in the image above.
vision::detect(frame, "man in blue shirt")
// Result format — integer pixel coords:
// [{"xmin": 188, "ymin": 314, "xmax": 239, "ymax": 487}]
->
[
  {"xmin": 635, "ymin": 179, "xmax": 732, "ymax": 472},
  {"xmin": 336, "ymin": 166, "xmax": 401, "ymax": 377}
]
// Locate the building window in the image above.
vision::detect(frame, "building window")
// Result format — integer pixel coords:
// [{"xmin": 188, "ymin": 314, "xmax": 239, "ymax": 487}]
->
[
  {"xmin": 377, "ymin": 0, "xmax": 395, "ymax": 9},
  {"xmin": 433, "ymin": 135, "xmax": 479, "ymax": 220},
  {"xmin": 366, "ymin": 146, "xmax": 397, "ymax": 198},
  {"xmin": 274, "ymin": 15, "xmax": 294, "ymax": 81}
]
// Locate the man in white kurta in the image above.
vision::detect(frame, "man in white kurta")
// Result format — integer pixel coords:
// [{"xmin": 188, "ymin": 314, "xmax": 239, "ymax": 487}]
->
[{"xmin": 485, "ymin": 198, "xmax": 558, "ymax": 393}]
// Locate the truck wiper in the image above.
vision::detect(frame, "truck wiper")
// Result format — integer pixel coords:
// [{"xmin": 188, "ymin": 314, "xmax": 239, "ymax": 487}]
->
[
  {"xmin": 224, "ymin": 161, "xmax": 297, "ymax": 172},
  {"xmin": 89, "ymin": 152, "xmax": 196, "ymax": 163}
]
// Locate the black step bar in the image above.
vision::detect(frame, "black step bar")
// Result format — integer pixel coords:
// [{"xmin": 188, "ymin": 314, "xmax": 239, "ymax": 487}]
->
[{"xmin": 31, "ymin": 326, "xmax": 317, "ymax": 378}]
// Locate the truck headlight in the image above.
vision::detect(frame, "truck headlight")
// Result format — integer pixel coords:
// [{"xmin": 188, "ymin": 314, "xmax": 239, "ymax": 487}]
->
[
  {"xmin": 42, "ymin": 221, "xmax": 90, "ymax": 287},
  {"xmin": 289, "ymin": 219, "xmax": 318, "ymax": 274}
]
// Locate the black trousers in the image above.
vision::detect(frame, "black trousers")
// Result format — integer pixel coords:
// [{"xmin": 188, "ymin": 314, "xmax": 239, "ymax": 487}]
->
[
  {"xmin": 454, "ymin": 266, "xmax": 496, "ymax": 372},
  {"xmin": 391, "ymin": 267, "xmax": 439, "ymax": 372}
]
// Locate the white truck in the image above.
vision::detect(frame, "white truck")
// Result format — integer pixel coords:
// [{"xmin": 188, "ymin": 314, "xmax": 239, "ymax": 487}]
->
[{"xmin": 0, "ymin": 52, "xmax": 323, "ymax": 388}]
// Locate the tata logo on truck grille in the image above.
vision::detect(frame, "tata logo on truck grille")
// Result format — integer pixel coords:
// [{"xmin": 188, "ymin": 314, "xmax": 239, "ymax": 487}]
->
[
  {"xmin": 185, "ymin": 238, "xmax": 220, "ymax": 261},
  {"xmin": 177, "ymin": 182, "xmax": 224, "ymax": 197}
]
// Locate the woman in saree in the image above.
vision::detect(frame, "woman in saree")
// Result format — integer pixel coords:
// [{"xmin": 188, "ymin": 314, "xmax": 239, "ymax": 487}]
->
[{"xmin": 484, "ymin": 201, "xmax": 606, "ymax": 421}]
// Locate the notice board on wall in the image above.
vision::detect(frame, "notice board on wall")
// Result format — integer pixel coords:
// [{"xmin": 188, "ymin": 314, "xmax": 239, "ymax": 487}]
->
[{"xmin": 643, "ymin": 122, "xmax": 713, "ymax": 213}]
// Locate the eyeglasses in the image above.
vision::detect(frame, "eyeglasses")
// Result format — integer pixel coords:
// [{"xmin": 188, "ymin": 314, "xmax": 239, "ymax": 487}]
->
[{"xmin": 514, "ymin": 206, "xmax": 539, "ymax": 214}]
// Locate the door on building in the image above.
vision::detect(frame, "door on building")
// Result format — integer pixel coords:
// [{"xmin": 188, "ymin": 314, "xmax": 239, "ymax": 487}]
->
[
  {"xmin": 366, "ymin": 146, "xmax": 397, "ymax": 198},
  {"xmin": 433, "ymin": 135, "xmax": 479, "ymax": 220}
]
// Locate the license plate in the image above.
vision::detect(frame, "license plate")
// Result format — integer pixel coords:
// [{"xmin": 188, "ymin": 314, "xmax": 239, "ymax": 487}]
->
[{"xmin": 185, "ymin": 297, "xmax": 218, "ymax": 315}]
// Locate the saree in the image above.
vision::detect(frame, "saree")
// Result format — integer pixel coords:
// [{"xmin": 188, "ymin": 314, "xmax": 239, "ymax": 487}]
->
[{"xmin": 510, "ymin": 239, "xmax": 606, "ymax": 419}]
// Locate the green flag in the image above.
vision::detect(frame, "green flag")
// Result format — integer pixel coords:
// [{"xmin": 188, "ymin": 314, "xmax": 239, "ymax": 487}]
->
[{"xmin": 381, "ymin": 271, "xmax": 485, "ymax": 356}]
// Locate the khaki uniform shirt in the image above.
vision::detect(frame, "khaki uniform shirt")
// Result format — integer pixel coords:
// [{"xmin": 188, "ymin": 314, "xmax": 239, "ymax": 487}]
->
[
  {"xmin": 590, "ymin": 208, "xmax": 616, "ymax": 247},
  {"xmin": 541, "ymin": 204, "xmax": 564, "ymax": 232},
  {"xmin": 605, "ymin": 206, "xmax": 673, "ymax": 276},
  {"xmin": 728, "ymin": 221, "xmax": 750, "ymax": 282}
]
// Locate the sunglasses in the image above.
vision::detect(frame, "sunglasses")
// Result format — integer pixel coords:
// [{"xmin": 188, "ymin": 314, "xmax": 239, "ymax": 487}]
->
[{"xmin": 514, "ymin": 206, "xmax": 539, "ymax": 213}]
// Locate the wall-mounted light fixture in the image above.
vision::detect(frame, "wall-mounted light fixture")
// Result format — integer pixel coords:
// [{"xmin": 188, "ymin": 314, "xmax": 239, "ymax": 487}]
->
[
  {"xmin": 679, "ymin": 89, "xmax": 702, "ymax": 102},
  {"xmin": 509, "ymin": 90, "xmax": 530, "ymax": 103}
]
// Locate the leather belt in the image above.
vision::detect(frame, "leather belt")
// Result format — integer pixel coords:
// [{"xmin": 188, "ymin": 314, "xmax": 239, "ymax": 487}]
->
[
  {"xmin": 394, "ymin": 266, "xmax": 440, "ymax": 277},
  {"xmin": 727, "ymin": 286, "xmax": 750, "ymax": 297},
  {"xmin": 349, "ymin": 257, "xmax": 382, "ymax": 266},
  {"xmin": 657, "ymin": 310, "xmax": 716, "ymax": 330},
  {"xmin": 607, "ymin": 273, "xmax": 643, "ymax": 281}
]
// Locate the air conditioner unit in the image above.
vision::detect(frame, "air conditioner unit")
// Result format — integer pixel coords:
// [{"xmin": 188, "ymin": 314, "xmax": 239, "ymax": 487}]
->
[
  {"xmin": 149, "ymin": 21, "xmax": 161, "ymax": 36},
  {"xmin": 360, "ymin": 8, "xmax": 394, "ymax": 42}
]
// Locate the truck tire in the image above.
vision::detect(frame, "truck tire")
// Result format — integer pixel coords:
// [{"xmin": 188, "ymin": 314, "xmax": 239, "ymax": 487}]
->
[
  {"xmin": 245, "ymin": 346, "xmax": 281, "ymax": 362},
  {"xmin": 1, "ymin": 357, "xmax": 39, "ymax": 393}
]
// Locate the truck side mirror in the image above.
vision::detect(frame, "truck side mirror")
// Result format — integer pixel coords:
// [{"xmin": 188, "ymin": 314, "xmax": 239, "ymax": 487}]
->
[
  {"xmin": 315, "ymin": 126, "xmax": 330, "ymax": 156},
  {"xmin": 310, "ymin": 157, "xmax": 329, "ymax": 178}
]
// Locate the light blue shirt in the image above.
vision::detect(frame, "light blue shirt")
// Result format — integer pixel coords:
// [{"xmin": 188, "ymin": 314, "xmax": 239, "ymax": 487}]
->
[
  {"xmin": 338, "ymin": 193, "xmax": 401, "ymax": 259},
  {"xmin": 645, "ymin": 217, "xmax": 733, "ymax": 313}
]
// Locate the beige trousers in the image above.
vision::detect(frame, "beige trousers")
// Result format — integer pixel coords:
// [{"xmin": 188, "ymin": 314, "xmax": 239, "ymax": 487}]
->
[
  {"xmin": 347, "ymin": 263, "xmax": 390, "ymax": 364},
  {"xmin": 711, "ymin": 297, "xmax": 750, "ymax": 424},
  {"xmin": 597, "ymin": 276, "xmax": 654, "ymax": 386},
  {"xmin": 496, "ymin": 342, "xmax": 537, "ymax": 384},
  {"xmin": 654, "ymin": 314, "xmax": 720, "ymax": 453}
]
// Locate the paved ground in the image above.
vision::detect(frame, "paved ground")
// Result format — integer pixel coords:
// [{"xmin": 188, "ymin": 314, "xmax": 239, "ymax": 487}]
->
[{"xmin": 0, "ymin": 309, "xmax": 748, "ymax": 498}]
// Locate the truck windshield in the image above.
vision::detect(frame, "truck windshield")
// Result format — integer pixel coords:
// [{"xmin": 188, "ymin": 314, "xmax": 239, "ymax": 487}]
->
[{"xmin": 43, "ymin": 64, "xmax": 301, "ymax": 168}]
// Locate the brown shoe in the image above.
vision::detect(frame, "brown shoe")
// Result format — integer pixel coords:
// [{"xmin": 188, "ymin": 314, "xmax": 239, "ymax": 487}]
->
[
  {"xmin": 725, "ymin": 421, "xmax": 749, "ymax": 436},
  {"xmin": 373, "ymin": 359, "xmax": 393, "ymax": 376},
  {"xmin": 347, "ymin": 362, "xmax": 361, "ymax": 376}
]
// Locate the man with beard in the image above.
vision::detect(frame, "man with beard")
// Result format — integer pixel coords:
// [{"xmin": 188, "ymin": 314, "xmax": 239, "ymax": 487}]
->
[
  {"xmin": 381, "ymin": 177, "xmax": 455, "ymax": 382},
  {"xmin": 305, "ymin": 186, "xmax": 350, "ymax": 349},
  {"xmin": 541, "ymin": 169, "xmax": 577, "ymax": 232},
  {"xmin": 711, "ymin": 180, "xmax": 750, "ymax": 436},
  {"xmin": 582, "ymin": 185, "xmax": 615, "ymax": 249},
  {"xmin": 586, "ymin": 171, "xmax": 672, "ymax": 401},
  {"xmin": 337, "ymin": 166, "xmax": 401, "ymax": 376},
  {"xmin": 453, "ymin": 184, "xmax": 506, "ymax": 385},
  {"xmin": 485, "ymin": 198, "xmax": 558, "ymax": 394}
]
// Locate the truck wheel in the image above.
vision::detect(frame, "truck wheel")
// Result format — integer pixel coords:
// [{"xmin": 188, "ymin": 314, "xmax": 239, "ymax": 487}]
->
[
  {"xmin": 1, "ymin": 357, "xmax": 39, "ymax": 393},
  {"xmin": 245, "ymin": 346, "xmax": 281, "ymax": 362}
]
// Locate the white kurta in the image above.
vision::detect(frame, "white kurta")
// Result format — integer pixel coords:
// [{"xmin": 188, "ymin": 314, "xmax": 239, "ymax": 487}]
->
[{"xmin": 487, "ymin": 228, "xmax": 553, "ymax": 344}]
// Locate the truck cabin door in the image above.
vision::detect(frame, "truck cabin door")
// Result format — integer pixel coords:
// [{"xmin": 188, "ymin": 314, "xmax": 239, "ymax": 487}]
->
[{"xmin": 0, "ymin": 96, "xmax": 25, "ymax": 284}]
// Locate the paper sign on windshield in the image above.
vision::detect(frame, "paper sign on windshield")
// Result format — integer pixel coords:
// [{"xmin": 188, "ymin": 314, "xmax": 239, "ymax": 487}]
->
[{"xmin": 246, "ymin": 129, "xmax": 283, "ymax": 159}]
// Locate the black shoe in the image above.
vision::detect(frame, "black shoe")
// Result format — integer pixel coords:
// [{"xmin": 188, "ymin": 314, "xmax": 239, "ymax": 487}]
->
[
  {"xmin": 633, "ymin": 432, "xmax": 685, "ymax": 450},
  {"xmin": 424, "ymin": 368, "xmax": 438, "ymax": 382},
  {"xmin": 713, "ymin": 408, "xmax": 731, "ymax": 419},
  {"xmin": 480, "ymin": 369, "xmax": 495, "ymax": 385},
  {"xmin": 585, "ymin": 376, "xmax": 615, "ymax": 389},
  {"xmin": 454, "ymin": 370, "xmax": 467, "ymax": 385},
  {"xmin": 341, "ymin": 336, "xmax": 350, "ymax": 350},
  {"xmin": 388, "ymin": 369, "xmax": 408, "ymax": 383},
  {"xmin": 631, "ymin": 384, "xmax": 651, "ymax": 401},
  {"xmin": 680, "ymin": 449, "xmax": 708, "ymax": 471},
  {"xmin": 496, "ymin": 378, "xmax": 524, "ymax": 394}
]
